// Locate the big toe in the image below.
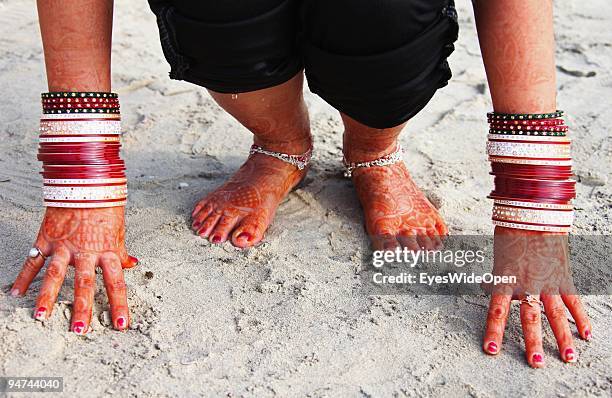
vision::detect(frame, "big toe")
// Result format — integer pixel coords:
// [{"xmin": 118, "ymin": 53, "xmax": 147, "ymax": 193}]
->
[{"xmin": 231, "ymin": 214, "xmax": 268, "ymax": 248}]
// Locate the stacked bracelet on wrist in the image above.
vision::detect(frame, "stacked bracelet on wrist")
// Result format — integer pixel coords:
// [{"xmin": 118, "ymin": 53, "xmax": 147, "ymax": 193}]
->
[
  {"xmin": 486, "ymin": 110, "xmax": 574, "ymax": 233},
  {"xmin": 38, "ymin": 92, "xmax": 127, "ymax": 208}
]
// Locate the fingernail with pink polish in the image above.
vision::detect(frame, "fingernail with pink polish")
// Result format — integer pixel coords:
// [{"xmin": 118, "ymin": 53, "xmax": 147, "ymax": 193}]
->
[
  {"xmin": 10, "ymin": 288, "xmax": 20, "ymax": 297},
  {"xmin": 487, "ymin": 341, "xmax": 498, "ymax": 354},
  {"xmin": 564, "ymin": 348, "xmax": 576, "ymax": 362},
  {"xmin": 532, "ymin": 353, "xmax": 544, "ymax": 365},
  {"xmin": 34, "ymin": 307, "xmax": 47, "ymax": 320},
  {"xmin": 72, "ymin": 321, "xmax": 86, "ymax": 335},
  {"xmin": 116, "ymin": 316, "xmax": 126, "ymax": 329},
  {"xmin": 584, "ymin": 329, "xmax": 592, "ymax": 341}
]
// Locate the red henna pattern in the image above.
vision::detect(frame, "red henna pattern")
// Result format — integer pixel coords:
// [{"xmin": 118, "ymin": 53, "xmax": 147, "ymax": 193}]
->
[
  {"xmin": 192, "ymin": 152, "xmax": 308, "ymax": 248},
  {"xmin": 351, "ymin": 162, "xmax": 448, "ymax": 249}
]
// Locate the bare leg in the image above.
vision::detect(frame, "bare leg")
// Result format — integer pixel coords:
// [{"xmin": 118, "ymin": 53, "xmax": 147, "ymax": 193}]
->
[
  {"xmin": 191, "ymin": 72, "xmax": 311, "ymax": 248},
  {"xmin": 342, "ymin": 114, "xmax": 448, "ymax": 251},
  {"xmin": 474, "ymin": 0, "xmax": 591, "ymax": 368}
]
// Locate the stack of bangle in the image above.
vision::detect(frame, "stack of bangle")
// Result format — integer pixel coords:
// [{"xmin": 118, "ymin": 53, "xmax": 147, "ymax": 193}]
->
[
  {"xmin": 39, "ymin": 92, "xmax": 127, "ymax": 208},
  {"xmin": 486, "ymin": 110, "xmax": 574, "ymax": 233}
]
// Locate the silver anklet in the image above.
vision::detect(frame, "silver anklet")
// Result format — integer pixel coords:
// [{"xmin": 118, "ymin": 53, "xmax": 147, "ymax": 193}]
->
[
  {"xmin": 343, "ymin": 144, "xmax": 404, "ymax": 178},
  {"xmin": 249, "ymin": 144, "xmax": 313, "ymax": 170}
]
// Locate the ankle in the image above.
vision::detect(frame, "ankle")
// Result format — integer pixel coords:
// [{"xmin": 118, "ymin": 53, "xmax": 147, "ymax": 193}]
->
[
  {"xmin": 254, "ymin": 131, "xmax": 312, "ymax": 155},
  {"xmin": 343, "ymin": 138, "xmax": 399, "ymax": 164}
]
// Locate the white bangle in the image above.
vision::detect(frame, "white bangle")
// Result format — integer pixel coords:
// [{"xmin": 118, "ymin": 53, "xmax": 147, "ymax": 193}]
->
[
  {"xmin": 43, "ymin": 185, "xmax": 127, "ymax": 201},
  {"xmin": 40, "ymin": 113, "xmax": 121, "ymax": 121},
  {"xmin": 39, "ymin": 136, "xmax": 121, "ymax": 143},
  {"xmin": 487, "ymin": 141, "xmax": 570, "ymax": 159},
  {"xmin": 44, "ymin": 200, "xmax": 127, "ymax": 208},
  {"xmin": 492, "ymin": 220, "xmax": 572, "ymax": 233},
  {"xmin": 488, "ymin": 156, "xmax": 573, "ymax": 167},
  {"xmin": 492, "ymin": 199, "xmax": 573, "ymax": 210},
  {"xmin": 40, "ymin": 120, "xmax": 122, "ymax": 135},
  {"xmin": 492, "ymin": 204, "xmax": 574, "ymax": 226}
]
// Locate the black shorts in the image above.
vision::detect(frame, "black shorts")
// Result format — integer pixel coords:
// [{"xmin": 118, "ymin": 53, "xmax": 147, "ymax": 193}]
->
[{"xmin": 148, "ymin": 0, "xmax": 458, "ymax": 129}]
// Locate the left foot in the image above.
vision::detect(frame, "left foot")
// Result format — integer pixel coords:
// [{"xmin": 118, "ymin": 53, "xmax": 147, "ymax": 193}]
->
[{"xmin": 351, "ymin": 160, "xmax": 448, "ymax": 251}]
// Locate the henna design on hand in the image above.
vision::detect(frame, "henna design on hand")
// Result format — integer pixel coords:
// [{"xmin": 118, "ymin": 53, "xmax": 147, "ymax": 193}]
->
[{"xmin": 11, "ymin": 206, "xmax": 137, "ymax": 334}]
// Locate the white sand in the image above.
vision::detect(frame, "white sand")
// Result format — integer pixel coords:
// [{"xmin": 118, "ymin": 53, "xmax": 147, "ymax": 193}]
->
[{"xmin": 0, "ymin": 0, "xmax": 610, "ymax": 396}]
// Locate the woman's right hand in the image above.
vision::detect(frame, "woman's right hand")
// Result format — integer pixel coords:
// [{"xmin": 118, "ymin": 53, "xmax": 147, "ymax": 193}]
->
[
  {"xmin": 483, "ymin": 227, "xmax": 591, "ymax": 368},
  {"xmin": 10, "ymin": 206, "xmax": 138, "ymax": 334}
]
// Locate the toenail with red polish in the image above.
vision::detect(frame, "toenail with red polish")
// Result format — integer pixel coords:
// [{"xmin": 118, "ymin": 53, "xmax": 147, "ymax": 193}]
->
[
  {"xmin": 72, "ymin": 321, "xmax": 86, "ymax": 335},
  {"xmin": 34, "ymin": 307, "xmax": 47, "ymax": 320},
  {"xmin": 584, "ymin": 329, "xmax": 592, "ymax": 341},
  {"xmin": 117, "ymin": 316, "xmax": 126, "ymax": 329},
  {"xmin": 237, "ymin": 232, "xmax": 251, "ymax": 241},
  {"xmin": 532, "ymin": 353, "xmax": 543, "ymax": 364},
  {"xmin": 487, "ymin": 342, "xmax": 498, "ymax": 354},
  {"xmin": 211, "ymin": 235, "xmax": 222, "ymax": 243},
  {"xmin": 564, "ymin": 348, "xmax": 576, "ymax": 362},
  {"xmin": 128, "ymin": 255, "xmax": 139, "ymax": 266}
]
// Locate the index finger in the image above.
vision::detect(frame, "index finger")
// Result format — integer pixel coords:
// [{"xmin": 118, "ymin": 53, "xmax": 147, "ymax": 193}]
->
[
  {"xmin": 11, "ymin": 235, "xmax": 51, "ymax": 296},
  {"xmin": 562, "ymin": 294, "xmax": 592, "ymax": 341}
]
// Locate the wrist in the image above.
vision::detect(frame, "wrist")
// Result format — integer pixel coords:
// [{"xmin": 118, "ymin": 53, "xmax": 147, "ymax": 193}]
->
[
  {"xmin": 486, "ymin": 110, "xmax": 574, "ymax": 233},
  {"xmin": 38, "ymin": 91, "xmax": 127, "ymax": 209}
]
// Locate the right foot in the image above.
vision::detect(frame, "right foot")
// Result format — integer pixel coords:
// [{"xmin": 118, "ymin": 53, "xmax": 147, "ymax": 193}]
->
[{"xmin": 191, "ymin": 141, "xmax": 310, "ymax": 248}]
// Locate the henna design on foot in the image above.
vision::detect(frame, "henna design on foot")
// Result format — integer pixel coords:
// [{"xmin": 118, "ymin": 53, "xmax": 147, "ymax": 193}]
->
[
  {"xmin": 351, "ymin": 162, "xmax": 448, "ymax": 251},
  {"xmin": 191, "ymin": 150, "xmax": 309, "ymax": 248}
]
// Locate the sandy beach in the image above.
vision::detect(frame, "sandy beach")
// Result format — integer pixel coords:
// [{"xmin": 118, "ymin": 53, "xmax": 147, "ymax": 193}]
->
[{"xmin": 1, "ymin": 0, "xmax": 611, "ymax": 396}]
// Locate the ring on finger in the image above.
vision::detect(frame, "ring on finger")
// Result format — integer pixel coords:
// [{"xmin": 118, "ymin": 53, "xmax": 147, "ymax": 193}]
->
[
  {"xmin": 28, "ymin": 247, "xmax": 46, "ymax": 260},
  {"xmin": 519, "ymin": 294, "xmax": 542, "ymax": 308}
]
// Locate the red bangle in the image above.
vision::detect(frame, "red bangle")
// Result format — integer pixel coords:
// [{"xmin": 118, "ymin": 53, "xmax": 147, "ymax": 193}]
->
[
  {"xmin": 43, "ymin": 104, "xmax": 120, "ymax": 111},
  {"xmin": 492, "ymin": 177, "xmax": 576, "ymax": 202},
  {"xmin": 37, "ymin": 155, "xmax": 122, "ymax": 164},
  {"xmin": 38, "ymin": 144, "xmax": 121, "ymax": 153},
  {"xmin": 490, "ymin": 163, "xmax": 573, "ymax": 179},
  {"xmin": 42, "ymin": 163, "xmax": 125, "ymax": 170}
]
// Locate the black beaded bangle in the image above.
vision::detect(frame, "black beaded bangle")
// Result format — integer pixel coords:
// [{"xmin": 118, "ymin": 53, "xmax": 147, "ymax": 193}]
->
[
  {"xmin": 42, "ymin": 108, "xmax": 120, "ymax": 114},
  {"xmin": 489, "ymin": 129, "xmax": 567, "ymax": 137},
  {"xmin": 41, "ymin": 92, "xmax": 118, "ymax": 99},
  {"xmin": 487, "ymin": 110, "xmax": 564, "ymax": 121}
]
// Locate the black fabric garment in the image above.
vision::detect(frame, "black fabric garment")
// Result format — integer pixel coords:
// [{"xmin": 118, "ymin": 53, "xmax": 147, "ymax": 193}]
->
[{"xmin": 147, "ymin": 0, "xmax": 458, "ymax": 129}]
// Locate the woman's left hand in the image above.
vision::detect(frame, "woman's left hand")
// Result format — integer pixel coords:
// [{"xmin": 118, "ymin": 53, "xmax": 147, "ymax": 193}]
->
[{"xmin": 482, "ymin": 226, "xmax": 592, "ymax": 368}]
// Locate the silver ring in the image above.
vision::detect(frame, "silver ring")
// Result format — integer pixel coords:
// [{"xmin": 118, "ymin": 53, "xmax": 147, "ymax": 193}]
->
[
  {"xmin": 519, "ymin": 294, "xmax": 542, "ymax": 308},
  {"xmin": 28, "ymin": 247, "xmax": 46, "ymax": 260}
]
